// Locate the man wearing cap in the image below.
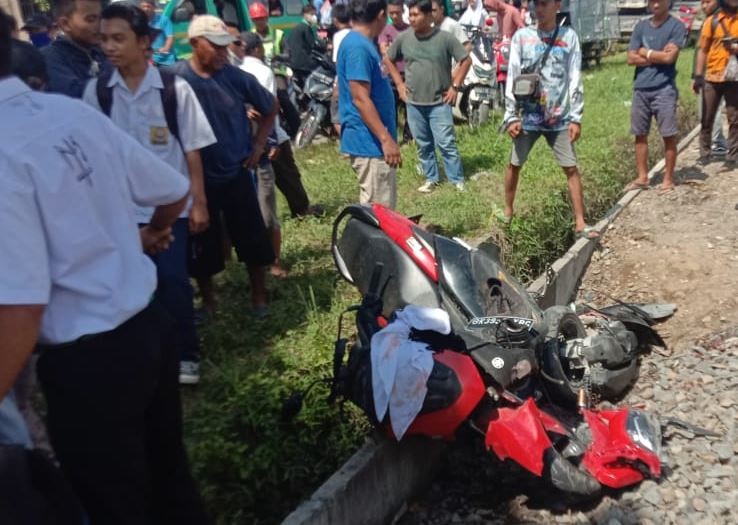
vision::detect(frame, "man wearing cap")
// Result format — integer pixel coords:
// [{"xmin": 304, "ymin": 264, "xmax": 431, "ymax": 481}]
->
[
  {"xmin": 249, "ymin": 1, "xmax": 283, "ymax": 62},
  {"xmin": 174, "ymin": 15, "xmax": 278, "ymax": 316},
  {"xmin": 0, "ymin": 8, "xmax": 208, "ymax": 523},
  {"xmin": 250, "ymin": 1, "xmax": 302, "ymax": 136}
]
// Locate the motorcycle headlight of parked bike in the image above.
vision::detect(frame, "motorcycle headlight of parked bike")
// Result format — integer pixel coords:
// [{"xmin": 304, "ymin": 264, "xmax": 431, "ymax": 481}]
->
[{"xmin": 626, "ymin": 410, "xmax": 662, "ymax": 458}]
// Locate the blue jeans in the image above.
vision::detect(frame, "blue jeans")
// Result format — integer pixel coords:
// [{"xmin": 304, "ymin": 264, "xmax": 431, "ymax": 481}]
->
[
  {"xmin": 148, "ymin": 218, "xmax": 199, "ymax": 363},
  {"xmin": 406, "ymin": 102, "xmax": 464, "ymax": 184}
]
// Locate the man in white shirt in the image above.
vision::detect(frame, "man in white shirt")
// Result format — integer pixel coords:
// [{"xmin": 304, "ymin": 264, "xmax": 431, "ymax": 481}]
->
[
  {"xmin": 431, "ymin": 0, "xmax": 471, "ymax": 49},
  {"xmin": 331, "ymin": 3, "xmax": 351, "ymax": 135},
  {"xmin": 240, "ymin": 31, "xmax": 288, "ymax": 278},
  {"xmin": 0, "ymin": 11, "xmax": 207, "ymax": 524},
  {"xmin": 82, "ymin": 3, "xmax": 216, "ymax": 385}
]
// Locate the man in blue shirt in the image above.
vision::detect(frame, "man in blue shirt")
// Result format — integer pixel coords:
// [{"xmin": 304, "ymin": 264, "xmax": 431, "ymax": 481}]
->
[
  {"xmin": 139, "ymin": 0, "xmax": 176, "ymax": 66},
  {"xmin": 626, "ymin": 0, "xmax": 685, "ymax": 194},
  {"xmin": 43, "ymin": 0, "xmax": 107, "ymax": 97},
  {"xmin": 175, "ymin": 15, "xmax": 278, "ymax": 316},
  {"xmin": 338, "ymin": 0, "xmax": 400, "ymax": 208}
]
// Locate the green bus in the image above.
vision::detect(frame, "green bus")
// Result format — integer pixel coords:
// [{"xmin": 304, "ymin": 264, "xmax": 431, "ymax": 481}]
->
[
  {"xmin": 162, "ymin": 0, "xmax": 455, "ymax": 59},
  {"xmin": 162, "ymin": 0, "xmax": 306, "ymax": 58}
]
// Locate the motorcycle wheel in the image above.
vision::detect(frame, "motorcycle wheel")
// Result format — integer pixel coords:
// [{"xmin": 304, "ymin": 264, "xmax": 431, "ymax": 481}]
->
[
  {"xmin": 540, "ymin": 306, "xmax": 588, "ymax": 406},
  {"xmin": 543, "ymin": 448, "xmax": 601, "ymax": 499},
  {"xmin": 468, "ymin": 103, "xmax": 490, "ymax": 129},
  {"xmin": 294, "ymin": 110, "xmax": 321, "ymax": 149}
]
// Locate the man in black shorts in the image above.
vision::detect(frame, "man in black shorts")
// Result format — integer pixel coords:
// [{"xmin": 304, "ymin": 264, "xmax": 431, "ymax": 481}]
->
[{"xmin": 175, "ymin": 15, "xmax": 278, "ymax": 315}]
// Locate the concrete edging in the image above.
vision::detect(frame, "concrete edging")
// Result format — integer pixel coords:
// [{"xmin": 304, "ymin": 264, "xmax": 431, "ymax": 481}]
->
[
  {"xmin": 282, "ymin": 124, "xmax": 702, "ymax": 525},
  {"xmin": 528, "ymin": 124, "xmax": 701, "ymax": 307}
]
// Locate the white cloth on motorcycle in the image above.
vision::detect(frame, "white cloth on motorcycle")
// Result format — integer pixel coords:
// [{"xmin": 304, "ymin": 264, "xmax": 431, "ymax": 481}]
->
[{"xmin": 371, "ymin": 305, "xmax": 450, "ymax": 440}]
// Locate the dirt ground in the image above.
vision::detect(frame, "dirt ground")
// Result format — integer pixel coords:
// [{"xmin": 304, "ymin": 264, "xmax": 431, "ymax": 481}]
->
[{"xmin": 577, "ymin": 137, "xmax": 738, "ymax": 354}]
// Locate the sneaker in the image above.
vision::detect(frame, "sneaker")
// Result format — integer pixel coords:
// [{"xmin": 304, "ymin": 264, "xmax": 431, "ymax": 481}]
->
[
  {"xmin": 712, "ymin": 145, "xmax": 728, "ymax": 156},
  {"xmin": 417, "ymin": 181, "xmax": 438, "ymax": 193},
  {"xmin": 179, "ymin": 361, "xmax": 200, "ymax": 385},
  {"xmin": 453, "ymin": 182, "xmax": 465, "ymax": 192}
]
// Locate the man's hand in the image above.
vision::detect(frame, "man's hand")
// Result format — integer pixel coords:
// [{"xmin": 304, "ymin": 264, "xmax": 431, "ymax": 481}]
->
[
  {"xmin": 397, "ymin": 83, "xmax": 409, "ymax": 103},
  {"xmin": 245, "ymin": 144, "xmax": 266, "ymax": 169},
  {"xmin": 507, "ymin": 120, "xmax": 522, "ymax": 138},
  {"xmin": 248, "ymin": 108, "xmax": 261, "ymax": 121},
  {"xmin": 443, "ymin": 86, "xmax": 458, "ymax": 105},
  {"xmin": 140, "ymin": 225, "xmax": 174, "ymax": 255},
  {"xmin": 189, "ymin": 199, "xmax": 209, "ymax": 234},
  {"xmin": 568, "ymin": 122, "xmax": 581, "ymax": 143},
  {"xmin": 268, "ymin": 146, "xmax": 280, "ymax": 161},
  {"xmin": 381, "ymin": 136, "xmax": 402, "ymax": 168}
]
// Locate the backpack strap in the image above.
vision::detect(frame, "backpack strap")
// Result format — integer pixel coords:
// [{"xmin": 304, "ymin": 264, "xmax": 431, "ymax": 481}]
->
[
  {"xmin": 95, "ymin": 68, "xmax": 115, "ymax": 116},
  {"xmin": 711, "ymin": 10, "xmax": 721, "ymax": 35},
  {"xmin": 158, "ymin": 69, "xmax": 181, "ymax": 150}
]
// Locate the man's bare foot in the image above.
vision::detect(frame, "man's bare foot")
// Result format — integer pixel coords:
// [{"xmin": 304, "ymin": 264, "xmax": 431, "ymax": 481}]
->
[
  {"xmin": 623, "ymin": 180, "xmax": 650, "ymax": 192},
  {"xmin": 269, "ymin": 264, "xmax": 288, "ymax": 278}
]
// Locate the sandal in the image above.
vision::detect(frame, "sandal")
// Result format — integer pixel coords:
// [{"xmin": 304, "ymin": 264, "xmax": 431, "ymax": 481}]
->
[
  {"xmin": 575, "ymin": 225, "xmax": 600, "ymax": 240},
  {"xmin": 657, "ymin": 185, "xmax": 675, "ymax": 195},
  {"xmin": 494, "ymin": 210, "xmax": 513, "ymax": 227},
  {"xmin": 623, "ymin": 180, "xmax": 650, "ymax": 192}
]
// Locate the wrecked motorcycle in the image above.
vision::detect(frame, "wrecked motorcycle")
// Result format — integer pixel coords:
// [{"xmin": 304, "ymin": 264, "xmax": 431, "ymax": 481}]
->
[
  {"xmin": 326, "ymin": 204, "xmax": 666, "ymax": 496},
  {"xmin": 332, "ymin": 203, "xmax": 664, "ymax": 407}
]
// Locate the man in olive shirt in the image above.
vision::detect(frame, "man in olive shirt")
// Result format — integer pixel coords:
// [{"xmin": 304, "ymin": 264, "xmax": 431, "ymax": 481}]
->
[{"xmin": 386, "ymin": 0, "xmax": 471, "ymax": 192}]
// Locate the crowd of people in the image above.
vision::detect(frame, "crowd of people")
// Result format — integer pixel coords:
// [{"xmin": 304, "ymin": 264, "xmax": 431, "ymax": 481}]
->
[{"xmin": 2, "ymin": 0, "xmax": 738, "ymax": 521}]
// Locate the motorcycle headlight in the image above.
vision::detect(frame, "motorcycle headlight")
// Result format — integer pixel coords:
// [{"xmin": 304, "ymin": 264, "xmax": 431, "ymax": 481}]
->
[{"xmin": 626, "ymin": 410, "xmax": 662, "ymax": 457}]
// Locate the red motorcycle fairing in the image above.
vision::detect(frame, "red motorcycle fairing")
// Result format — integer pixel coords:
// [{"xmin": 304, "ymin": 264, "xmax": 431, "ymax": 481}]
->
[
  {"xmin": 371, "ymin": 204, "xmax": 439, "ymax": 283},
  {"xmin": 581, "ymin": 409, "xmax": 662, "ymax": 489},
  {"xmin": 400, "ymin": 351, "xmax": 485, "ymax": 441},
  {"xmin": 484, "ymin": 398, "xmax": 553, "ymax": 476}
]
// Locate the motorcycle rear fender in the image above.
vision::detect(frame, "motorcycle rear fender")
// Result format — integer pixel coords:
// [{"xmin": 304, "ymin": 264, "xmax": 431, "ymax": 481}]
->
[
  {"xmin": 372, "ymin": 204, "xmax": 439, "ymax": 282},
  {"xmin": 485, "ymin": 398, "xmax": 553, "ymax": 476},
  {"xmin": 581, "ymin": 408, "xmax": 661, "ymax": 488},
  {"xmin": 402, "ymin": 351, "xmax": 485, "ymax": 440}
]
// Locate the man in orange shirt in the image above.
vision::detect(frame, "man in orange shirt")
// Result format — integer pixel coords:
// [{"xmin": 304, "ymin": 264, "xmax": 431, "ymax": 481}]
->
[{"xmin": 693, "ymin": 0, "xmax": 738, "ymax": 165}]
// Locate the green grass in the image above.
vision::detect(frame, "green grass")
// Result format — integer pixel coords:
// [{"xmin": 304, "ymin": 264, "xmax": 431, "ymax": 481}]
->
[{"xmin": 184, "ymin": 50, "xmax": 699, "ymax": 524}]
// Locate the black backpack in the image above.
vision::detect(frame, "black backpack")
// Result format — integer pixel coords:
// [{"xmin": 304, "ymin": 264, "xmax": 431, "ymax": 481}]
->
[{"xmin": 95, "ymin": 68, "xmax": 181, "ymax": 148}]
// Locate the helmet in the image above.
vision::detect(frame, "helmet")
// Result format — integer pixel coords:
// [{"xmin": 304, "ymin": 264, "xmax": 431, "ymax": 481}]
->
[{"xmin": 249, "ymin": 2, "xmax": 269, "ymax": 19}]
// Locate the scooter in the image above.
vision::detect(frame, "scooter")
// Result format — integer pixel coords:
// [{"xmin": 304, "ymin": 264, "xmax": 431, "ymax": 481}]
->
[
  {"xmin": 332, "ymin": 204, "xmax": 662, "ymax": 406},
  {"xmin": 326, "ymin": 204, "xmax": 665, "ymax": 496},
  {"xmin": 293, "ymin": 49, "xmax": 336, "ymax": 149},
  {"xmin": 454, "ymin": 21, "xmax": 497, "ymax": 128}
]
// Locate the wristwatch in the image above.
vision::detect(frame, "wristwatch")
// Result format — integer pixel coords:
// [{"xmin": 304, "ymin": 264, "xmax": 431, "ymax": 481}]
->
[{"xmin": 452, "ymin": 83, "xmax": 463, "ymax": 90}]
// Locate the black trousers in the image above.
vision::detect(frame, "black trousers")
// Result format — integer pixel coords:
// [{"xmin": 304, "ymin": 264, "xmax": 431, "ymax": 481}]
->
[
  {"xmin": 700, "ymin": 81, "xmax": 738, "ymax": 161},
  {"xmin": 272, "ymin": 140, "xmax": 311, "ymax": 217},
  {"xmin": 36, "ymin": 303, "xmax": 208, "ymax": 525}
]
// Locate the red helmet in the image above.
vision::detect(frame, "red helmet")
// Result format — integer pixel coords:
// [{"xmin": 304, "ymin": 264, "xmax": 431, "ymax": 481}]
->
[{"xmin": 249, "ymin": 2, "xmax": 269, "ymax": 19}]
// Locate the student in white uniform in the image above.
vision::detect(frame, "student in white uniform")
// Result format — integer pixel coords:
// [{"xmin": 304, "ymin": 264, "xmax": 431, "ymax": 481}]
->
[
  {"xmin": 0, "ymin": 10, "xmax": 207, "ymax": 524},
  {"xmin": 82, "ymin": 3, "xmax": 216, "ymax": 385}
]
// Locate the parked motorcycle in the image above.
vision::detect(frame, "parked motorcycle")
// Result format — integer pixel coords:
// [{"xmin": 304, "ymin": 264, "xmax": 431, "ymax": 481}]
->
[
  {"xmin": 454, "ymin": 21, "xmax": 497, "ymax": 128},
  {"xmin": 293, "ymin": 49, "xmax": 336, "ymax": 149},
  {"xmin": 326, "ymin": 204, "xmax": 665, "ymax": 496}
]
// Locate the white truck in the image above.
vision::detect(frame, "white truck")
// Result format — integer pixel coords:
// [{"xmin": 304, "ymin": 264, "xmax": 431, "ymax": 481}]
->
[{"xmin": 560, "ymin": 0, "xmax": 621, "ymax": 66}]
